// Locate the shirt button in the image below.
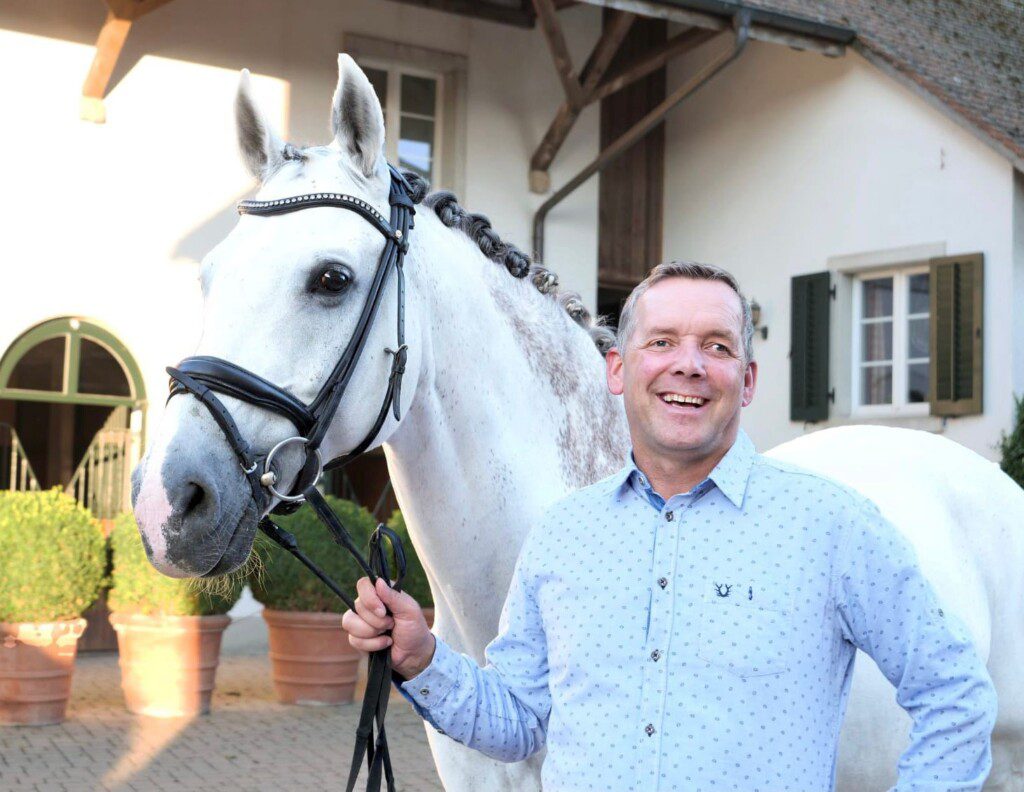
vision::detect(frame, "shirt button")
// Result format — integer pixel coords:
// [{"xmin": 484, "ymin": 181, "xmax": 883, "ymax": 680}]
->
[
  {"xmin": 664, "ymin": 510, "xmax": 674, "ymax": 522},
  {"xmin": 657, "ymin": 577, "xmax": 668, "ymax": 589},
  {"xmin": 645, "ymin": 723, "xmax": 656, "ymax": 736},
  {"xmin": 436, "ymin": 728, "xmax": 446, "ymax": 735},
  {"xmin": 419, "ymin": 687, "xmax": 430, "ymax": 697},
  {"xmin": 650, "ymin": 649, "xmax": 661, "ymax": 662}
]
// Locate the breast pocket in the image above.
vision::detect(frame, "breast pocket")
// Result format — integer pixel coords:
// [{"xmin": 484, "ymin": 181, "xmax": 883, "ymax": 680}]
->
[{"xmin": 697, "ymin": 579, "xmax": 792, "ymax": 678}]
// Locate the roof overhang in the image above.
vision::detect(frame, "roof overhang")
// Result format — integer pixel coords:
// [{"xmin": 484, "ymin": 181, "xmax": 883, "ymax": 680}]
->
[{"xmin": 576, "ymin": 0, "xmax": 855, "ymax": 57}]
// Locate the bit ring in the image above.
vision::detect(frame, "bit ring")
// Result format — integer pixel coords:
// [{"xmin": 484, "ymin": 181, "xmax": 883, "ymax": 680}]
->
[{"xmin": 262, "ymin": 436, "xmax": 323, "ymax": 503}]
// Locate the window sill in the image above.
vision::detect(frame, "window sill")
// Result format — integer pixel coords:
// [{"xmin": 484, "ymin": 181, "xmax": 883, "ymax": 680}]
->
[{"xmin": 815, "ymin": 414, "xmax": 946, "ymax": 433}]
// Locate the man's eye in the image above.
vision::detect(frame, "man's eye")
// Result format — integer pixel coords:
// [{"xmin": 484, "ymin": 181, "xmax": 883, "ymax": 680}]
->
[
  {"xmin": 651, "ymin": 339, "xmax": 670, "ymax": 348},
  {"xmin": 710, "ymin": 343, "xmax": 731, "ymax": 353},
  {"xmin": 318, "ymin": 268, "xmax": 352, "ymax": 293}
]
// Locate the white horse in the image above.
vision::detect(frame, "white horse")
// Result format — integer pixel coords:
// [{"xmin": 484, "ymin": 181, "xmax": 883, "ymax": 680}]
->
[{"xmin": 132, "ymin": 56, "xmax": 1024, "ymax": 791}]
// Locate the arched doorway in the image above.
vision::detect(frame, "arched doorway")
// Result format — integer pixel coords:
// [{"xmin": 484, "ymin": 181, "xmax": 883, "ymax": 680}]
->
[{"xmin": 0, "ymin": 318, "xmax": 146, "ymax": 520}]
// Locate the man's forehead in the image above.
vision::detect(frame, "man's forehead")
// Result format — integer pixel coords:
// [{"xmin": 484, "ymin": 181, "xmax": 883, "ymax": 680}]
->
[{"xmin": 636, "ymin": 278, "xmax": 743, "ymax": 331}]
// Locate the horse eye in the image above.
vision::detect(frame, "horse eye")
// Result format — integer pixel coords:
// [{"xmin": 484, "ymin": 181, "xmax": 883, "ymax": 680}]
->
[{"xmin": 318, "ymin": 268, "xmax": 351, "ymax": 293}]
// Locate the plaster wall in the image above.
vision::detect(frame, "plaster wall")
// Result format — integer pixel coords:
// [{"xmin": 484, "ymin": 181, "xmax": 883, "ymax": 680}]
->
[
  {"xmin": 0, "ymin": 0, "xmax": 602, "ymax": 433},
  {"xmin": 663, "ymin": 39, "xmax": 1017, "ymax": 459}
]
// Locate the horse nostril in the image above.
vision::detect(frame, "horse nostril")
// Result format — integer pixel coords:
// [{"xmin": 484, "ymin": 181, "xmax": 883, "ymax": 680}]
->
[{"xmin": 182, "ymin": 482, "xmax": 206, "ymax": 516}]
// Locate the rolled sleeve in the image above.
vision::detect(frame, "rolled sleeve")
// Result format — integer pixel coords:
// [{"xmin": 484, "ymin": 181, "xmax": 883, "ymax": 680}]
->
[{"xmin": 835, "ymin": 500, "xmax": 998, "ymax": 791}]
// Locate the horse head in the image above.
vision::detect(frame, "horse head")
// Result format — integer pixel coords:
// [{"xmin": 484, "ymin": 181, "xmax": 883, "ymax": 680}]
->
[{"xmin": 132, "ymin": 56, "xmax": 425, "ymax": 577}]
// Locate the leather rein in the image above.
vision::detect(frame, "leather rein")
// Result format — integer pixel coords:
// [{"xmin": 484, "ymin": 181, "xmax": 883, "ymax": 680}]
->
[{"xmin": 165, "ymin": 165, "xmax": 416, "ymax": 792}]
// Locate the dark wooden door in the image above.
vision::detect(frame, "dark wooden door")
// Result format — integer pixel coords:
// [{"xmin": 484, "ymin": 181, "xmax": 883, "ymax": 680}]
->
[{"xmin": 597, "ymin": 12, "xmax": 667, "ymax": 290}]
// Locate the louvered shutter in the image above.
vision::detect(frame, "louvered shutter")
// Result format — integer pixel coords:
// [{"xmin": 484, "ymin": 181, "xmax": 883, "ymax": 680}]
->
[
  {"xmin": 790, "ymin": 272, "xmax": 831, "ymax": 422},
  {"xmin": 929, "ymin": 253, "xmax": 983, "ymax": 416}
]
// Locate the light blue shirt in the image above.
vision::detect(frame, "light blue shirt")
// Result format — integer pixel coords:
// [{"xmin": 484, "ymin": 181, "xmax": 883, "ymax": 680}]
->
[{"xmin": 402, "ymin": 430, "xmax": 997, "ymax": 791}]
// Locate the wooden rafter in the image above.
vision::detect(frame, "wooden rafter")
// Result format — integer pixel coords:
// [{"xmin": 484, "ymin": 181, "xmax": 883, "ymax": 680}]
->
[
  {"xmin": 528, "ymin": 5, "xmax": 718, "ymax": 192},
  {"xmin": 529, "ymin": 9, "xmax": 636, "ymax": 191},
  {"xmin": 80, "ymin": 0, "xmax": 176, "ymax": 123},
  {"xmin": 533, "ymin": 0, "xmax": 586, "ymax": 109}
]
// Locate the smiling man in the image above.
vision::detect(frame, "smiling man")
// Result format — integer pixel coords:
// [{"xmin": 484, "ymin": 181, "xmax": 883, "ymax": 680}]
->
[{"xmin": 344, "ymin": 261, "xmax": 997, "ymax": 791}]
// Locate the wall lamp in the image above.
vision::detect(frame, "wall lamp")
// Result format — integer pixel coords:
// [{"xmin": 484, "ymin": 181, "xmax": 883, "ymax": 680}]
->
[{"xmin": 750, "ymin": 300, "xmax": 769, "ymax": 340}]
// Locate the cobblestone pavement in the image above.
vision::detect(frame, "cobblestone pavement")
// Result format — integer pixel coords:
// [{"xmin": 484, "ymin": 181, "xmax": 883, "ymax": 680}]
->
[{"xmin": 0, "ymin": 616, "xmax": 443, "ymax": 792}]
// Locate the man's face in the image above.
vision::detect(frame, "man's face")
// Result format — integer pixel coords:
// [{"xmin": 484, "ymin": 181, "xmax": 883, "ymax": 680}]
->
[{"xmin": 606, "ymin": 277, "xmax": 757, "ymax": 469}]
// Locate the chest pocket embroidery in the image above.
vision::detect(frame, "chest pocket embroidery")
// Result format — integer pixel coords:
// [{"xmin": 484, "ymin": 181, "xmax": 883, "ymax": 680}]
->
[{"xmin": 697, "ymin": 579, "xmax": 793, "ymax": 678}]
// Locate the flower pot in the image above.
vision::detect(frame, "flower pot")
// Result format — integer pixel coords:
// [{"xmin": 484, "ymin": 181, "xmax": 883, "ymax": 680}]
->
[
  {"xmin": 110, "ymin": 613, "xmax": 230, "ymax": 717},
  {"xmin": 0, "ymin": 619, "xmax": 86, "ymax": 726},
  {"xmin": 263, "ymin": 609, "xmax": 361, "ymax": 706},
  {"xmin": 422, "ymin": 607, "xmax": 435, "ymax": 629}
]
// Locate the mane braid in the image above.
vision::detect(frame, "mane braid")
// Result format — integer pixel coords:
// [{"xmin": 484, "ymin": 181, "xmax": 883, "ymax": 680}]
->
[{"xmin": 400, "ymin": 170, "xmax": 616, "ymax": 356}]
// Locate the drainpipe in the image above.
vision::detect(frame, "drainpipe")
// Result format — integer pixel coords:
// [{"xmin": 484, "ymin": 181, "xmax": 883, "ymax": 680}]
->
[{"xmin": 532, "ymin": 9, "xmax": 752, "ymax": 262}]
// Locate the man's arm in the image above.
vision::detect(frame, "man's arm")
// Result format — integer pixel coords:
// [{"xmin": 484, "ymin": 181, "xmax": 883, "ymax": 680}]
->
[
  {"xmin": 344, "ymin": 531, "xmax": 551, "ymax": 763},
  {"xmin": 835, "ymin": 500, "xmax": 998, "ymax": 791}
]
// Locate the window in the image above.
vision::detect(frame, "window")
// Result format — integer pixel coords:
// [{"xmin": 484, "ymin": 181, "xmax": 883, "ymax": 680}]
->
[
  {"xmin": 852, "ymin": 268, "xmax": 930, "ymax": 414},
  {"xmin": 362, "ymin": 65, "xmax": 441, "ymax": 183},
  {"xmin": 343, "ymin": 34, "xmax": 467, "ymax": 193}
]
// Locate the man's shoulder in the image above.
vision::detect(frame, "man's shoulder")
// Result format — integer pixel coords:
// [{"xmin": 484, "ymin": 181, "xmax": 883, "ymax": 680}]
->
[{"xmin": 749, "ymin": 452, "xmax": 875, "ymax": 514}]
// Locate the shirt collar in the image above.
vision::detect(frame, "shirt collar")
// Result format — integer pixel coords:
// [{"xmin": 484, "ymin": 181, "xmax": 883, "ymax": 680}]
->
[{"xmin": 605, "ymin": 429, "xmax": 755, "ymax": 509}]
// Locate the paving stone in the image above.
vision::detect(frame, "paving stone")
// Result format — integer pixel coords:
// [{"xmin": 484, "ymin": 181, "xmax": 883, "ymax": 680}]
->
[{"xmin": 0, "ymin": 617, "xmax": 442, "ymax": 791}]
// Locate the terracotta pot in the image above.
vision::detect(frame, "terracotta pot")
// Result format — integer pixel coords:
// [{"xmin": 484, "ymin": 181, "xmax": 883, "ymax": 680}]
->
[
  {"xmin": 110, "ymin": 613, "xmax": 230, "ymax": 717},
  {"xmin": 0, "ymin": 619, "xmax": 86, "ymax": 726},
  {"xmin": 263, "ymin": 609, "xmax": 362, "ymax": 705},
  {"xmin": 422, "ymin": 607, "xmax": 435, "ymax": 629}
]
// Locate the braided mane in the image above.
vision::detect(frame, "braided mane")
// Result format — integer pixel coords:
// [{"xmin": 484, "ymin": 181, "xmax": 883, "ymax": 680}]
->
[{"xmin": 401, "ymin": 171, "xmax": 616, "ymax": 356}]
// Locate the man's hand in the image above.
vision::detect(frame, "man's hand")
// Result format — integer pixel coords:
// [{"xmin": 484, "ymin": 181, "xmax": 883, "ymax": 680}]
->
[{"xmin": 341, "ymin": 577, "xmax": 436, "ymax": 678}]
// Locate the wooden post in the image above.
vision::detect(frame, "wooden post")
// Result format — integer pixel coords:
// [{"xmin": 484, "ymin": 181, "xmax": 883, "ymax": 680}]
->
[{"xmin": 81, "ymin": 0, "xmax": 177, "ymax": 123}]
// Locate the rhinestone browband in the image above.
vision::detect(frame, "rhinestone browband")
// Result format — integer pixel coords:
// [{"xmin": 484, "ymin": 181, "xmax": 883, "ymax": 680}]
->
[{"xmin": 237, "ymin": 193, "xmax": 399, "ymax": 241}]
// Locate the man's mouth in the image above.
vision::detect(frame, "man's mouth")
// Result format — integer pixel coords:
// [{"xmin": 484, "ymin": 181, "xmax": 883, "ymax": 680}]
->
[{"xmin": 660, "ymin": 392, "xmax": 708, "ymax": 409}]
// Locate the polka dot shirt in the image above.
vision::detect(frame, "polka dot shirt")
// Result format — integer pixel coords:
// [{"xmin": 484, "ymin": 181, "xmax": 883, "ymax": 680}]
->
[{"xmin": 402, "ymin": 430, "xmax": 997, "ymax": 791}]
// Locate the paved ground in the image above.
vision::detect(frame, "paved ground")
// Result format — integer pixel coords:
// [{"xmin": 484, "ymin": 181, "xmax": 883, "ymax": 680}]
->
[{"xmin": 0, "ymin": 615, "xmax": 443, "ymax": 792}]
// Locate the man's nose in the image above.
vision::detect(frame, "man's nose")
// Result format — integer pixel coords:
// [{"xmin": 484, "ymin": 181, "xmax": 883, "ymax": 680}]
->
[{"xmin": 670, "ymin": 341, "xmax": 706, "ymax": 377}]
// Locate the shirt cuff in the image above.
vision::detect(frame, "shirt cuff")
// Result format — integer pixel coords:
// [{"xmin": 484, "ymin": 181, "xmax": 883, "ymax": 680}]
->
[{"xmin": 400, "ymin": 636, "xmax": 462, "ymax": 710}]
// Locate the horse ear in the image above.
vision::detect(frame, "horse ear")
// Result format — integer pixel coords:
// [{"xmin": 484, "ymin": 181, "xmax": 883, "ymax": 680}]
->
[
  {"xmin": 235, "ymin": 69, "xmax": 284, "ymax": 181},
  {"xmin": 331, "ymin": 54, "xmax": 386, "ymax": 178}
]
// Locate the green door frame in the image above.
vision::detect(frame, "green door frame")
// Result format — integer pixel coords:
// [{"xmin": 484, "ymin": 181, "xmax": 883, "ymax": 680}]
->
[{"xmin": 0, "ymin": 317, "xmax": 147, "ymax": 409}]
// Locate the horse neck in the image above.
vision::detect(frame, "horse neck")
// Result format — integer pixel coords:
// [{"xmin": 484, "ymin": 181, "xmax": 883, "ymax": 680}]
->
[{"xmin": 384, "ymin": 216, "xmax": 629, "ymax": 659}]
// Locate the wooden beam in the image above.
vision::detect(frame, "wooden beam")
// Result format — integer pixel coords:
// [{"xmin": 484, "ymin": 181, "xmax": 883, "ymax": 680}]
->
[
  {"xmin": 389, "ymin": 0, "xmax": 536, "ymax": 28},
  {"xmin": 532, "ymin": 0, "xmax": 586, "ymax": 108},
  {"xmin": 590, "ymin": 25, "xmax": 716, "ymax": 104},
  {"xmin": 80, "ymin": 0, "xmax": 176, "ymax": 123},
  {"xmin": 529, "ymin": 11, "xmax": 635, "ymax": 191}
]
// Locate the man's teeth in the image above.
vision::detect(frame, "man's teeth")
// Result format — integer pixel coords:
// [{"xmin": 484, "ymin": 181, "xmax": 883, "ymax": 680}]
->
[{"xmin": 662, "ymin": 394, "xmax": 706, "ymax": 406}]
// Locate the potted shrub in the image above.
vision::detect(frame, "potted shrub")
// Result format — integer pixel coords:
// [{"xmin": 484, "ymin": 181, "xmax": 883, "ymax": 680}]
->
[
  {"xmin": 108, "ymin": 513, "xmax": 241, "ymax": 717},
  {"xmin": 387, "ymin": 510, "xmax": 435, "ymax": 627},
  {"xmin": 251, "ymin": 496, "xmax": 374, "ymax": 705},
  {"xmin": 0, "ymin": 490, "xmax": 105, "ymax": 725}
]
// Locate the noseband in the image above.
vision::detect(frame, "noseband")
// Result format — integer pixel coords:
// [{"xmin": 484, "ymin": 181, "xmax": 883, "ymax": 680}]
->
[{"xmin": 166, "ymin": 165, "xmax": 416, "ymax": 792}]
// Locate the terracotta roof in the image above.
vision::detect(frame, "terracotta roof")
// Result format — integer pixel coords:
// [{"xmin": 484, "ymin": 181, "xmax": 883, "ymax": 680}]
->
[{"xmin": 742, "ymin": 0, "xmax": 1024, "ymax": 168}]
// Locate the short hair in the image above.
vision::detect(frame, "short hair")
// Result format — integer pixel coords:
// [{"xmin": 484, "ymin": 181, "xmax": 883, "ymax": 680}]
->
[{"xmin": 615, "ymin": 260, "xmax": 755, "ymax": 363}]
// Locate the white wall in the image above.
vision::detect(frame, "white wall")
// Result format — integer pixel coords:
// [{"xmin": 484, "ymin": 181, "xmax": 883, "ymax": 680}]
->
[
  {"xmin": 0, "ymin": 0, "xmax": 602, "ymax": 432},
  {"xmin": 662, "ymin": 38, "xmax": 1017, "ymax": 459}
]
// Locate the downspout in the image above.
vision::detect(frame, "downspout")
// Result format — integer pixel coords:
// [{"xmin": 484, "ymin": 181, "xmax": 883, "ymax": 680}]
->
[{"xmin": 532, "ymin": 9, "xmax": 751, "ymax": 262}]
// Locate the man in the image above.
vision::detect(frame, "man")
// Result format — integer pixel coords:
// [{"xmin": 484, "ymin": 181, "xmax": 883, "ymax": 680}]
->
[{"xmin": 343, "ymin": 262, "xmax": 997, "ymax": 790}]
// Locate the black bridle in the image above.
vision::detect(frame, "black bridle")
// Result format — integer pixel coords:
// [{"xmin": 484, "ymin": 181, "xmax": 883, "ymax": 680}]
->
[{"xmin": 166, "ymin": 165, "xmax": 416, "ymax": 792}]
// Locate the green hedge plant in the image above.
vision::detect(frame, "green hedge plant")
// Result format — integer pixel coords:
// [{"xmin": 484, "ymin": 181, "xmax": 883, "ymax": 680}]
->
[
  {"xmin": 251, "ymin": 496, "xmax": 375, "ymax": 612},
  {"xmin": 0, "ymin": 489, "xmax": 105, "ymax": 623},
  {"xmin": 1000, "ymin": 394, "xmax": 1024, "ymax": 490},
  {"xmin": 388, "ymin": 510, "xmax": 433, "ymax": 608},
  {"xmin": 108, "ymin": 513, "xmax": 241, "ymax": 616}
]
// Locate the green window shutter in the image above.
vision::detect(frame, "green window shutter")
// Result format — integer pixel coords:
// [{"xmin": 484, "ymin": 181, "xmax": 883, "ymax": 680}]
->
[
  {"xmin": 790, "ymin": 272, "xmax": 831, "ymax": 422},
  {"xmin": 929, "ymin": 253, "xmax": 983, "ymax": 416}
]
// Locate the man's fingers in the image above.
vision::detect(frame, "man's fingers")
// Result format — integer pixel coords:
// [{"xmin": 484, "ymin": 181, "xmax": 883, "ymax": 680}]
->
[
  {"xmin": 348, "ymin": 634, "xmax": 392, "ymax": 653},
  {"xmin": 376, "ymin": 577, "xmax": 422, "ymax": 618},
  {"xmin": 356, "ymin": 577, "xmax": 386, "ymax": 616},
  {"xmin": 354, "ymin": 595, "xmax": 394, "ymax": 631},
  {"xmin": 341, "ymin": 609, "xmax": 387, "ymax": 639}
]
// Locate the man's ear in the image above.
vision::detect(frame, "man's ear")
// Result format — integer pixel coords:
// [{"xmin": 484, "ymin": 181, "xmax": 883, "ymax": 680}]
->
[
  {"xmin": 606, "ymin": 347, "xmax": 625, "ymax": 396},
  {"xmin": 741, "ymin": 359, "xmax": 758, "ymax": 407}
]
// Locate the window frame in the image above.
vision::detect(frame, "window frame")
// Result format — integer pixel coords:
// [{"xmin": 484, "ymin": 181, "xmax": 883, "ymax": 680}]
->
[
  {"xmin": 358, "ymin": 59, "xmax": 445, "ymax": 186},
  {"xmin": 850, "ymin": 266, "xmax": 931, "ymax": 417},
  {"xmin": 342, "ymin": 34, "xmax": 467, "ymax": 195}
]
